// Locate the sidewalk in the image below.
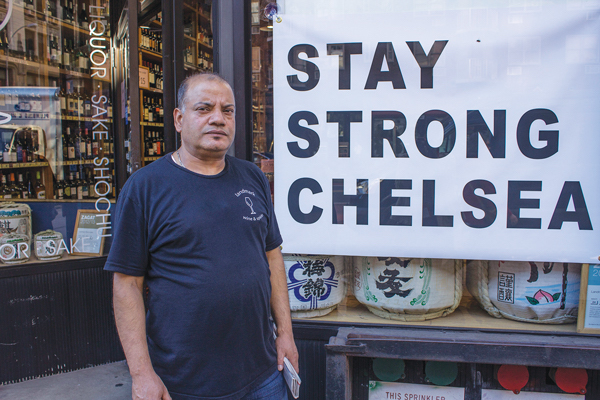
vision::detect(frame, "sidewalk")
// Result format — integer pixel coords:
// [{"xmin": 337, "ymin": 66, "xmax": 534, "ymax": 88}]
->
[{"xmin": 0, "ymin": 361, "xmax": 132, "ymax": 400}]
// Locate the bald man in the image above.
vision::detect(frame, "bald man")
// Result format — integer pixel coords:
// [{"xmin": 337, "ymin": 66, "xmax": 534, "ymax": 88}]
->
[{"xmin": 106, "ymin": 73, "xmax": 298, "ymax": 400}]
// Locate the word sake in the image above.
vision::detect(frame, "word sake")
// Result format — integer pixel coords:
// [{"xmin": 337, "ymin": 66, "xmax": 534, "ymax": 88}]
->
[{"xmin": 0, "ymin": 238, "xmax": 89, "ymax": 261}]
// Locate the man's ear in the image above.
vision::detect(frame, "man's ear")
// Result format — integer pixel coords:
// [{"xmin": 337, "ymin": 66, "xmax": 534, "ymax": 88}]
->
[{"xmin": 173, "ymin": 108, "xmax": 183, "ymax": 132}]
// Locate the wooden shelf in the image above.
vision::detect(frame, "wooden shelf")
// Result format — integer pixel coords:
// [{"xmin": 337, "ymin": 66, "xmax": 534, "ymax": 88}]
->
[
  {"xmin": 183, "ymin": 2, "xmax": 197, "ymax": 12},
  {"xmin": 198, "ymin": 12, "xmax": 211, "ymax": 23},
  {"xmin": 140, "ymin": 48, "xmax": 162, "ymax": 60},
  {"xmin": 184, "ymin": 34, "xmax": 196, "ymax": 42},
  {"xmin": 0, "ymin": 55, "xmax": 112, "ymax": 82},
  {"xmin": 0, "ymin": 161, "xmax": 49, "ymax": 170},
  {"xmin": 1, "ymin": 198, "xmax": 116, "ymax": 204},
  {"xmin": 295, "ymin": 294, "xmax": 578, "ymax": 334},
  {"xmin": 140, "ymin": 122, "xmax": 164, "ymax": 127},
  {"xmin": 55, "ymin": 159, "xmax": 114, "ymax": 166},
  {"xmin": 0, "ymin": 251, "xmax": 104, "ymax": 268},
  {"xmin": 142, "ymin": 87, "xmax": 163, "ymax": 94},
  {"xmin": 144, "ymin": 156, "xmax": 162, "ymax": 162},
  {"xmin": 197, "ymin": 41, "xmax": 213, "ymax": 50}
]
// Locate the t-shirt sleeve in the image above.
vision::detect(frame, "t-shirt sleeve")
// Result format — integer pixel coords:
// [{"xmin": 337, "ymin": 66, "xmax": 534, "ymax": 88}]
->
[
  {"xmin": 104, "ymin": 182, "xmax": 148, "ymax": 276},
  {"xmin": 259, "ymin": 170, "xmax": 283, "ymax": 252}
]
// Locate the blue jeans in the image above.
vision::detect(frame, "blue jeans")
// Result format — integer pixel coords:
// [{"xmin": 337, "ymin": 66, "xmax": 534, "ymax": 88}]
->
[{"xmin": 241, "ymin": 370, "xmax": 288, "ymax": 400}]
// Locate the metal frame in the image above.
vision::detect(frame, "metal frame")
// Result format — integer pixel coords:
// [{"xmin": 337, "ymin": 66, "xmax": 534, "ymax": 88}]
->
[
  {"xmin": 325, "ymin": 326, "xmax": 600, "ymax": 399},
  {"xmin": 213, "ymin": 0, "xmax": 253, "ymax": 161}
]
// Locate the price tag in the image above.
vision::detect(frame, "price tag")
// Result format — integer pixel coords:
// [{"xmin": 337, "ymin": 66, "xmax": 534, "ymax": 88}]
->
[{"xmin": 139, "ymin": 67, "xmax": 149, "ymax": 89}]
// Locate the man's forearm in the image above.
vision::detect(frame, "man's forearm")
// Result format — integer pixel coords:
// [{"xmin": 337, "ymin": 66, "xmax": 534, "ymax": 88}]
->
[
  {"xmin": 267, "ymin": 248, "xmax": 293, "ymax": 335},
  {"xmin": 113, "ymin": 272, "xmax": 154, "ymax": 377},
  {"xmin": 266, "ymin": 247, "xmax": 299, "ymax": 372}
]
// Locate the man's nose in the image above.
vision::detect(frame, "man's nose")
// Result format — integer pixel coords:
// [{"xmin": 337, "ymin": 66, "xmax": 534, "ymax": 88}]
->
[{"xmin": 209, "ymin": 109, "xmax": 226, "ymax": 125}]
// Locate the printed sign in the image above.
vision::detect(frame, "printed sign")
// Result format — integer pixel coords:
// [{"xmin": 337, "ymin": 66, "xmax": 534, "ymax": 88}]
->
[
  {"xmin": 273, "ymin": 2, "xmax": 600, "ymax": 262},
  {"xmin": 139, "ymin": 66, "xmax": 150, "ymax": 89},
  {"xmin": 369, "ymin": 381, "xmax": 464, "ymax": 400},
  {"xmin": 584, "ymin": 264, "xmax": 600, "ymax": 329},
  {"xmin": 482, "ymin": 389, "xmax": 583, "ymax": 399},
  {"xmin": 72, "ymin": 210, "xmax": 109, "ymax": 256}
]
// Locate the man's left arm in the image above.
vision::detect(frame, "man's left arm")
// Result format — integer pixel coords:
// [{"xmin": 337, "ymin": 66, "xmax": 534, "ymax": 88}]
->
[{"xmin": 267, "ymin": 246, "xmax": 299, "ymax": 373}]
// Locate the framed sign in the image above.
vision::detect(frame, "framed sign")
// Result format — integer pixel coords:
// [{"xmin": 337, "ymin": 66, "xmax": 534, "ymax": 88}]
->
[
  {"xmin": 139, "ymin": 66, "xmax": 149, "ymax": 89},
  {"xmin": 577, "ymin": 264, "xmax": 600, "ymax": 334},
  {"xmin": 72, "ymin": 210, "xmax": 108, "ymax": 256}
]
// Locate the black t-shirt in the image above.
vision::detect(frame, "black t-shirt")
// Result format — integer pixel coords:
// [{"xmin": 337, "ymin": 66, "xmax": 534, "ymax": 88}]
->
[{"xmin": 105, "ymin": 154, "xmax": 282, "ymax": 400}]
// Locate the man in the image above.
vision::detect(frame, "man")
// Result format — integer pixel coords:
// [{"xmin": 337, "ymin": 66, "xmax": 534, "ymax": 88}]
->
[{"xmin": 105, "ymin": 73, "xmax": 299, "ymax": 400}]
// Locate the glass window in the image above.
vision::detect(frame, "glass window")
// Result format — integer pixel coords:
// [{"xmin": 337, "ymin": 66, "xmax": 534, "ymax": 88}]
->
[
  {"xmin": 138, "ymin": 0, "xmax": 213, "ymax": 169},
  {"xmin": 0, "ymin": 0, "xmax": 114, "ymax": 264},
  {"xmin": 251, "ymin": 0, "xmax": 595, "ymax": 336},
  {"xmin": 139, "ymin": 8, "xmax": 165, "ymax": 166}
]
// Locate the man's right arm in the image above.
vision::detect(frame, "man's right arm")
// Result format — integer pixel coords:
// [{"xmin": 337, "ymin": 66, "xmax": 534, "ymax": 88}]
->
[{"xmin": 113, "ymin": 272, "xmax": 171, "ymax": 400}]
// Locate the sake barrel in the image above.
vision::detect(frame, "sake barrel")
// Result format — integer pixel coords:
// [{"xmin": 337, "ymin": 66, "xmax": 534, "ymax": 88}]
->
[
  {"xmin": 283, "ymin": 254, "xmax": 347, "ymax": 318},
  {"xmin": 34, "ymin": 230, "xmax": 64, "ymax": 261},
  {"xmin": 354, "ymin": 257, "xmax": 463, "ymax": 321},
  {"xmin": 466, "ymin": 260, "xmax": 581, "ymax": 324},
  {"xmin": 0, "ymin": 202, "xmax": 32, "ymax": 241},
  {"xmin": 0, "ymin": 233, "xmax": 30, "ymax": 264}
]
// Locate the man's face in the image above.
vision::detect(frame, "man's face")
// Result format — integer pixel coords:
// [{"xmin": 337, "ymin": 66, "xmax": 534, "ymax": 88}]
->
[{"xmin": 174, "ymin": 79, "xmax": 236, "ymax": 157}]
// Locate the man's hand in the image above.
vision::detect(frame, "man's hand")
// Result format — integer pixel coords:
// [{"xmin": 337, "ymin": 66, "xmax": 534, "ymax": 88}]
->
[
  {"xmin": 276, "ymin": 330, "xmax": 299, "ymax": 373},
  {"xmin": 131, "ymin": 371, "xmax": 172, "ymax": 400},
  {"xmin": 267, "ymin": 247, "xmax": 300, "ymax": 375},
  {"xmin": 112, "ymin": 273, "xmax": 170, "ymax": 400}
]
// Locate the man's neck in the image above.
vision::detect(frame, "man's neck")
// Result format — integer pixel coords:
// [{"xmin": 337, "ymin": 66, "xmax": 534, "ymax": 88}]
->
[{"xmin": 175, "ymin": 148, "xmax": 227, "ymax": 176}]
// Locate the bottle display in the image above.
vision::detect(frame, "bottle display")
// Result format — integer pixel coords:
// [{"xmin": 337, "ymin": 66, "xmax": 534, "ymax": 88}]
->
[
  {"xmin": 138, "ymin": 0, "xmax": 212, "ymax": 167},
  {"xmin": 0, "ymin": 0, "xmax": 114, "ymax": 265}
]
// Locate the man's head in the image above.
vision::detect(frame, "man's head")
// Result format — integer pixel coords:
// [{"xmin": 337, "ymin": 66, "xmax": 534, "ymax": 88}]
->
[{"xmin": 174, "ymin": 73, "xmax": 236, "ymax": 159}]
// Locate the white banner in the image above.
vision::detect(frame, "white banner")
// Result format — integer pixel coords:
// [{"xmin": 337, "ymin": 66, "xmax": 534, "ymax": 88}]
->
[
  {"xmin": 368, "ymin": 381, "xmax": 464, "ymax": 400},
  {"xmin": 274, "ymin": 1, "xmax": 600, "ymax": 263}
]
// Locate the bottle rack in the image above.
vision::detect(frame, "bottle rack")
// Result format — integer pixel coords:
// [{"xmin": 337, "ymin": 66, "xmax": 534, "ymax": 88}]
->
[
  {"xmin": 183, "ymin": 0, "xmax": 213, "ymax": 73},
  {"xmin": 138, "ymin": 1, "xmax": 213, "ymax": 166},
  {"xmin": 0, "ymin": 0, "xmax": 114, "ymax": 201},
  {"xmin": 139, "ymin": 14, "xmax": 165, "ymax": 165}
]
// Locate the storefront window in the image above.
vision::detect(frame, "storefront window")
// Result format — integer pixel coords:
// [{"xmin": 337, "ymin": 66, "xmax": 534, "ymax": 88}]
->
[
  {"xmin": 138, "ymin": 0, "xmax": 213, "ymax": 169},
  {"xmin": 0, "ymin": 0, "xmax": 113, "ymax": 264},
  {"xmin": 252, "ymin": 1, "xmax": 600, "ymax": 335},
  {"xmin": 251, "ymin": 1, "xmax": 274, "ymax": 198}
]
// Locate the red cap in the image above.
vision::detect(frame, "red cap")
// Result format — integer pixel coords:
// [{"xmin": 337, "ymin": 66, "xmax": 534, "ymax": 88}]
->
[
  {"xmin": 555, "ymin": 368, "xmax": 587, "ymax": 394},
  {"xmin": 497, "ymin": 365, "xmax": 529, "ymax": 394}
]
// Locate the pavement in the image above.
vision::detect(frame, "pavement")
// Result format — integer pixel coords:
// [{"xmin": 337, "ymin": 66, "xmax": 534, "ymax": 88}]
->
[{"xmin": 0, "ymin": 361, "xmax": 132, "ymax": 400}]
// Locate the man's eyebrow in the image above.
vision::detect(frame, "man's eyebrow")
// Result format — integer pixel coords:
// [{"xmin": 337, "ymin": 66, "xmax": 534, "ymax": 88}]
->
[
  {"xmin": 223, "ymin": 103, "xmax": 235, "ymax": 109},
  {"xmin": 193, "ymin": 101, "xmax": 214, "ymax": 108}
]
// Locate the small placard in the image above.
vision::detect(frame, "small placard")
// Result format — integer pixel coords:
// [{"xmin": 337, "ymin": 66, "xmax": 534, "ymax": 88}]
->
[
  {"xmin": 577, "ymin": 264, "xmax": 600, "ymax": 333},
  {"xmin": 72, "ymin": 210, "xmax": 108, "ymax": 256},
  {"xmin": 139, "ymin": 66, "xmax": 149, "ymax": 89},
  {"xmin": 369, "ymin": 382, "xmax": 464, "ymax": 400},
  {"xmin": 482, "ymin": 389, "xmax": 583, "ymax": 399}
]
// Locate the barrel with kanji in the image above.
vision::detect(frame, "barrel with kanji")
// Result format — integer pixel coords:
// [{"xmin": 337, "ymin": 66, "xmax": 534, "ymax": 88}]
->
[
  {"xmin": 283, "ymin": 254, "xmax": 347, "ymax": 318},
  {"xmin": 466, "ymin": 260, "xmax": 581, "ymax": 324},
  {"xmin": 354, "ymin": 257, "xmax": 463, "ymax": 321}
]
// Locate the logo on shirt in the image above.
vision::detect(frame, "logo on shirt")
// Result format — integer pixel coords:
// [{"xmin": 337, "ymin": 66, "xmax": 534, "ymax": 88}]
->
[
  {"xmin": 236, "ymin": 188, "xmax": 264, "ymax": 222},
  {"xmin": 245, "ymin": 197, "xmax": 257, "ymax": 215}
]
